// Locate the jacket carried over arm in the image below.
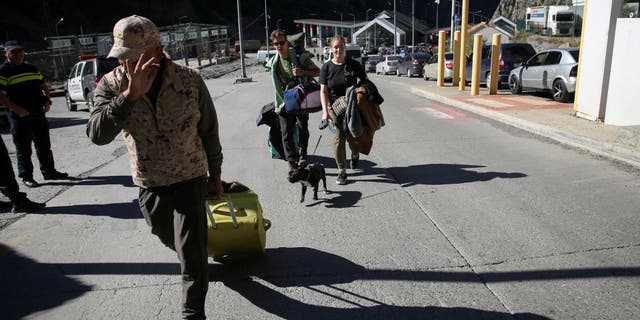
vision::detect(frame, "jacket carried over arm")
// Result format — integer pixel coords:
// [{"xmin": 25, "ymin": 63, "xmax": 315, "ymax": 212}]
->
[{"xmin": 86, "ymin": 60, "xmax": 223, "ymax": 188}]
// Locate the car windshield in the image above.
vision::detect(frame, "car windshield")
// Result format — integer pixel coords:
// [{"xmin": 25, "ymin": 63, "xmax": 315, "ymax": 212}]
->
[
  {"xmin": 569, "ymin": 50, "xmax": 579, "ymax": 62},
  {"xmin": 444, "ymin": 53, "xmax": 454, "ymax": 60},
  {"xmin": 412, "ymin": 53, "xmax": 430, "ymax": 62},
  {"xmin": 503, "ymin": 45, "xmax": 536, "ymax": 59}
]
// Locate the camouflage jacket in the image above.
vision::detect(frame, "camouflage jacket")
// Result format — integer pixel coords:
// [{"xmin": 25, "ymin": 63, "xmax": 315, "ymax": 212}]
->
[{"xmin": 86, "ymin": 59, "xmax": 222, "ymax": 188}]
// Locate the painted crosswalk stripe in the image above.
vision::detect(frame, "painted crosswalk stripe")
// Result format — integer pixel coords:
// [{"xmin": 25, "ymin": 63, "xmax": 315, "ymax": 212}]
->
[
  {"xmin": 502, "ymin": 96, "xmax": 558, "ymax": 105},
  {"xmin": 466, "ymin": 98, "xmax": 515, "ymax": 108},
  {"xmin": 418, "ymin": 107, "xmax": 454, "ymax": 119}
]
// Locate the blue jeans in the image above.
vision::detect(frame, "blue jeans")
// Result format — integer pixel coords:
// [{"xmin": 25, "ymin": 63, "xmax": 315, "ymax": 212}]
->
[{"xmin": 7, "ymin": 112, "xmax": 56, "ymax": 179}]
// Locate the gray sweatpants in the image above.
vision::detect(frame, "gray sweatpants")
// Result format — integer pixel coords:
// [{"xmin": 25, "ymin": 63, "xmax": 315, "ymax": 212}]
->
[{"xmin": 138, "ymin": 176, "xmax": 209, "ymax": 320}]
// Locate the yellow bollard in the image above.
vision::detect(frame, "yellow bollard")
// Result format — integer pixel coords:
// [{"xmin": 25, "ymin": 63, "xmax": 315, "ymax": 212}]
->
[
  {"xmin": 453, "ymin": 31, "xmax": 461, "ymax": 87},
  {"xmin": 470, "ymin": 34, "xmax": 482, "ymax": 96},
  {"xmin": 489, "ymin": 33, "xmax": 502, "ymax": 94},
  {"xmin": 458, "ymin": 0, "xmax": 469, "ymax": 91},
  {"xmin": 437, "ymin": 31, "xmax": 446, "ymax": 87}
]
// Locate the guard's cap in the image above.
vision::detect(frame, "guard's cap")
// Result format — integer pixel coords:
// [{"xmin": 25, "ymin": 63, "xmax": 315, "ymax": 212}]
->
[
  {"xmin": 2, "ymin": 40, "xmax": 24, "ymax": 52},
  {"xmin": 108, "ymin": 15, "xmax": 161, "ymax": 59}
]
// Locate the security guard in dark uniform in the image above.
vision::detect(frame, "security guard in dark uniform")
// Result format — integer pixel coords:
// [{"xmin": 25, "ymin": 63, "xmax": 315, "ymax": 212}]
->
[{"xmin": 0, "ymin": 40, "xmax": 67, "ymax": 188}]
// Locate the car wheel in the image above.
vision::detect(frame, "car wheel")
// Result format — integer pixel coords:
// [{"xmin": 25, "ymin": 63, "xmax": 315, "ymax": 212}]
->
[
  {"xmin": 509, "ymin": 75, "xmax": 522, "ymax": 94},
  {"xmin": 424, "ymin": 74, "xmax": 429, "ymax": 81},
  {"xmin": 553, "ymin": 80, "xmax": 570, "ymax": 102},
  {"xmin": 65, "ymin": 91, "xmax": 77, "ymax": 112}
]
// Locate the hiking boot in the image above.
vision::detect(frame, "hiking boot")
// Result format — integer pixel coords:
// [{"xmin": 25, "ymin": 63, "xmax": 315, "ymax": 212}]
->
[
  {"xmin": 43, "ymin": 170, "xmax": 68, "ymax": 180},
  {"xmin": 351, "ymin": 154, "xmax": 359, "ymax": 170},
  {"xmin": 336, "ymin": 170, "xmax": 347, "ymax": 185},
  {"xmin": 12, "ymin": 198, "xmax": 46, "ymax": 213},
  {"xmin": 22, "ymin": 178, "xmax": 40, "ymax": 188}
]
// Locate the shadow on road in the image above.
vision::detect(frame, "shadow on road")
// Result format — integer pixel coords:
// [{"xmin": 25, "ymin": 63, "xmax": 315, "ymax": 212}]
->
[
  {"xmin": 47, "ymin": 116, "xmax": 88, "ymax": 129},
  {"xmin": 0, "ymin": 243, "xmax": 92, "ymax": 320},
  {"xmin": 37, "ymin": 199, "xmax": 141, "ymax": 219},
  {"xmin": 74, "ymin": 175, "xmax": 135, "ymax": 187},
  {"xmin": 3, "ymin": 246, "xmax": 638, "ymax": 319},
  {"xmin": 353, "ymin": 161, "xmax": 527, "ymax": 186}
]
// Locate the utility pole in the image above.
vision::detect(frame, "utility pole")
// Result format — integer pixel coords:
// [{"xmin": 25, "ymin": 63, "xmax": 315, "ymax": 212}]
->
[
  {"xmin": 264, "ymin": 0, "xmax": 269, "ymax": 52},
  {"xmin": 412, "ymin": 0, "xmax": 415, "ymax": 53},
  {"xmin": 450, "ymin": 0, "xmax": 456, "ymax": 51},
  {"xmin": 235, "ymin": 0, "xmax": 251, "ymax": 83},
  {"xmin": 55, "ymin": 18, "xmax": 65, "ymax": 78},
  {"xmin": 394, "ymin": 0, "xmax": 397, "ymax": 54}
]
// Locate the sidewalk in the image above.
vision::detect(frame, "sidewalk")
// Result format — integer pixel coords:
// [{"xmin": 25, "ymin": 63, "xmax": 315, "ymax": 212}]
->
[{"xmin": 411, "ymin": 81, "xmax": 640, "ymax": 168}]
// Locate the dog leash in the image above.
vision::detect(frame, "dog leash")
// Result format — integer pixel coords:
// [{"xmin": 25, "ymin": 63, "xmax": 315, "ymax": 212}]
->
[{"xmin": 312, "ymin": 134, "xmax": 322, "ymax": 156}]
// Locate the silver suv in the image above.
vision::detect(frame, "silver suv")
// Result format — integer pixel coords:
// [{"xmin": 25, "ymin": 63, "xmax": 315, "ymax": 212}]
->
[{"xmin": 65, "ymin": 55, "xmax": 118, "ymax": 111}]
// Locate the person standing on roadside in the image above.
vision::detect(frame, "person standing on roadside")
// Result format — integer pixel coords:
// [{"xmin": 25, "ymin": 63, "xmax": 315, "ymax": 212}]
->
[
  {"xmin": 0, "ymin": 40, "xmax": 68, "ymax": 188},
  {"xmin": 86, "ymin": 15, "xmax": 223, "ymax": 320},
  {"xmin": 319, "ymin": 35, "xmax": 367, "ymax": 185},
  {"xmin": 265, "ymin": 29, "xmax": 320, "ymax": 179}
]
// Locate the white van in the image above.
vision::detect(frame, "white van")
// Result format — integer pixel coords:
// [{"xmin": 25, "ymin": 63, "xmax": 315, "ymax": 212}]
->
[{"xmin": 257, "ymin": 50, "xmax": 277, "ymax": 65}]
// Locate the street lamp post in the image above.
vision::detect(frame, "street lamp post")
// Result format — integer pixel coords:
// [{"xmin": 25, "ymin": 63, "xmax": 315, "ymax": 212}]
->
[
  {"xmin": 411, "ymin": 0, "xmax": 415, "ymax": 53},
  {"xmin": 347, "ymin": 13, "xmax": 355, "ymax": 43},
  {"xmin": 236, "ymin": 0, "xmax": 248, "ymax": 80},
  {"xmin": 366, "ymin": 9, "xmax": 372, "ymax": 51},
  {"xmin": 394, "ymin": 0, "xmax": 397, "ymax": 54},
  {"xmin": 264, "ymin": 0, "xmax": 269, "ymax": 52},
  {"xmin": 55, "ymin": 18, "xmax": 65, "ymax": 78}
]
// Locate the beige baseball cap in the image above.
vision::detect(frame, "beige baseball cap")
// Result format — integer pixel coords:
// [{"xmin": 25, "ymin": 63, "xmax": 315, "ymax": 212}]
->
[{"xmin": 108, "ymin": 15, "xmax": 161, "ymax": 59}]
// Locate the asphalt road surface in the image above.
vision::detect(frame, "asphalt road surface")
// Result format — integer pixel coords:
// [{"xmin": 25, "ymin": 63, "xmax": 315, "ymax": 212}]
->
[{"xmin": 0, "ymin": 67, "xmax": 639, "ymax": 319}]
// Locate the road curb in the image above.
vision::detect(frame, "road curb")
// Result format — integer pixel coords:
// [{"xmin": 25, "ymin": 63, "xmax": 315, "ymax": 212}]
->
[{"xmin": 411, "ymin": 87, "xmax": 640, "ymax": 169}]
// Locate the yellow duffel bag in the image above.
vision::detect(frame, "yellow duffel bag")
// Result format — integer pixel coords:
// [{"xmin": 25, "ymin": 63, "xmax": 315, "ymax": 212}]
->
[{"xmin": 205, "ymin": 181, "xmax": 271, "ymax": 260}]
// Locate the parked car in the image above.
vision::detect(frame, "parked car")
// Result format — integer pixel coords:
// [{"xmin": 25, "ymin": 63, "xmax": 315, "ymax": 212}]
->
[
  {"xmin": 65, "ymin": 55, "xmax": 119, "ymax": 111},
  {"xmin": 396, "ymin": 52, "xmax": 431, "ymax": 77},
  {"xmin": 465, "ymin": 42, "xmax": 536, "ymax": 89},
  {"xmin": 375, "ymin": 55, "xmax": 402, "ymax": 75},
  {"xmin": 508, "ymin": 48, "xmax": 579, "ymax": 102},
  {"xmin": 363, "ymin": 55, "xmax": 381, "ymax": 73},
  {"xmin": 423, "ymin": 53, "xmax": 454, "ymax": 81}
]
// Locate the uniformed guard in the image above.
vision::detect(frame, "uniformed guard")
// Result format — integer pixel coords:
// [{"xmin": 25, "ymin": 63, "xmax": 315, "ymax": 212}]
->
[{"xmin": 0, "ymin": 40, "xmax": 68, "ymax": 188}]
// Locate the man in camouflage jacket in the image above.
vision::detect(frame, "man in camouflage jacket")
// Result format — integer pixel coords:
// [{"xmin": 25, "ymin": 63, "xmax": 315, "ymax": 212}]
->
[{"xmin": 86, "ymin": 15, "xmax": 222, "ymax": 320}]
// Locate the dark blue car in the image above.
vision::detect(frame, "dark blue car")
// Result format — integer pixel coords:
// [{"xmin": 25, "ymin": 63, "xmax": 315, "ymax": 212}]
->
[{"xmin": 465, "ymin": 43, "xmax": 536, "ymax": 89}]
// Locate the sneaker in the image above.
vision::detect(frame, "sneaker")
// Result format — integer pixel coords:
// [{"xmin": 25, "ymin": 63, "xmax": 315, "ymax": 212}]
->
[
  {"xmin": 22, "ymin": 178, "xmax": 40, "ymax": 188},
  {"xmin": 336, "ymin": 170, "xmax": 347, "ymax": 185},
  {"xmin": 12, "ymin": 198, "xmax": 46, "ymax": 213},
  {"xmin": 43, "ymin": 170, "xmax": 68, "ymax": 180},
  {"xmin": 351, "ymin": 155, "xmax": 359, "ymax": 170}
]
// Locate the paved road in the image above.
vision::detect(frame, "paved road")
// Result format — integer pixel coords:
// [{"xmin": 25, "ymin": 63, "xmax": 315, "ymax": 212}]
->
[{"xmin": 1, "ymin": 69, "xmax": 639, "ymax": 319}]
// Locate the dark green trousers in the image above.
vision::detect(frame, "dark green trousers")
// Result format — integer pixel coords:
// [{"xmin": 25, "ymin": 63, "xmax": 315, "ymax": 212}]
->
[{"xmin": 138, "ymin": 176, "xmax": 209, "ymax": 320}]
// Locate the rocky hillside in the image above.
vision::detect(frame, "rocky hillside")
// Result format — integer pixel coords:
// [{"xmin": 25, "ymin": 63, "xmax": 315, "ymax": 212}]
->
[{"xmin": 492, "ymin": 0, "xmax": 573, "ymax": 22}]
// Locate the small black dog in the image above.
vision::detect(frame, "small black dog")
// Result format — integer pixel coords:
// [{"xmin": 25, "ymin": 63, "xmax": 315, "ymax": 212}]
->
[{"xmin": 288, "ymin": 163, "xmax": 328, "ymax": 203}]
